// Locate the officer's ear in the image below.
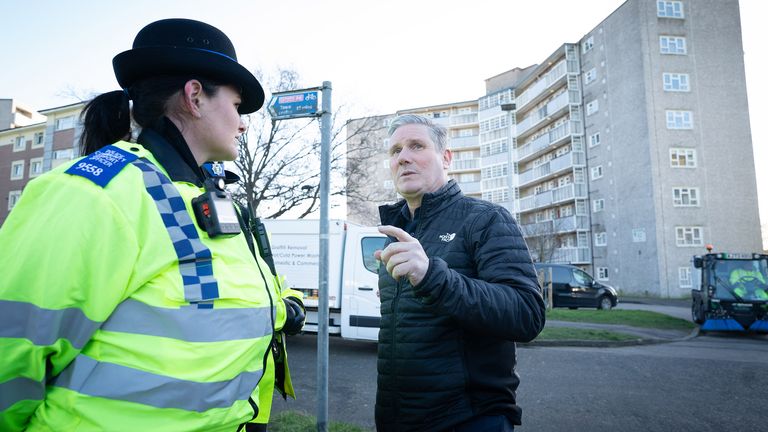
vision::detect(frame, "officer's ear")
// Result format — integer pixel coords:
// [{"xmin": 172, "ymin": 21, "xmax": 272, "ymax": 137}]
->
[{"xmin": 181, "ymin": 79, "xmax": 204, "ymax": 119}]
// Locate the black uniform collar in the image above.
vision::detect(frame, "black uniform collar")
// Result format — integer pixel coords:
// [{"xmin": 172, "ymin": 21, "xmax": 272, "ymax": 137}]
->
[{"xmin": 137, "ymin": 117, "xmax": 206, "ymax": 187}]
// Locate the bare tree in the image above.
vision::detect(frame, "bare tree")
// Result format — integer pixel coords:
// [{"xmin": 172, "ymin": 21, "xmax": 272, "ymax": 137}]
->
[
  {"xmin": 522, "ymin": 218, "xmax": 566, "ymax": 263},
  {"xmin": 345, "ymin": 115, "xmax": 396, "ymax": 225},
  {"xmin": 232, "ymin": 68, "xmax": 384, "ymax": 219}
]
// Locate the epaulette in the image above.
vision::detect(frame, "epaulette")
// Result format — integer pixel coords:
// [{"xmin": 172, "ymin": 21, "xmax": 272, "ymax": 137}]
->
[{"xmin": 65, "ymin": 145, "xmax": 140, "ymax": 187}]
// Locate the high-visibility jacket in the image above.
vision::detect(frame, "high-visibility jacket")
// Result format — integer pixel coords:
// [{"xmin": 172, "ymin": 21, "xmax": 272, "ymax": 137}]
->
[
  {"xmin": 0, "ymin": 141, "xmax": 277, "ymax": 431},
  {"xmin": 251, "ymin": 275, "xmax": 302, "ymax": 426}
]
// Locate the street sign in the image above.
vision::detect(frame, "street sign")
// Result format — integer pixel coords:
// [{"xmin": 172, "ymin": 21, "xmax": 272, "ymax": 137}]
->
[{"xmin": 267, "ymin": 90, "xmax": 320, "ymax": 120}]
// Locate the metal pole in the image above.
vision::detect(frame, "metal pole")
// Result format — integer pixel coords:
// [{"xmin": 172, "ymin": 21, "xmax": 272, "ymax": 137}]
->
[{"xmin": 317, "ymin": 81, "xmax": 332, "ymax": 432}]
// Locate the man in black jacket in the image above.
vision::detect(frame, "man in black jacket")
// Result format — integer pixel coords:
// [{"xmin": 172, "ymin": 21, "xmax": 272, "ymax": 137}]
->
[{"xmin": 374, "ymin": 114, "xmax": 546, "ymax": 431}]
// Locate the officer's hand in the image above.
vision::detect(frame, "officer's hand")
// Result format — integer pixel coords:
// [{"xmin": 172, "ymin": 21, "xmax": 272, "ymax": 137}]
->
[
  {"xmin": 282, "ymin": 297, "xmax": 305, "ymax": 336},
  {"xmin": 375, "ymin": 225, "xmax": 429, "ymax": 286}
]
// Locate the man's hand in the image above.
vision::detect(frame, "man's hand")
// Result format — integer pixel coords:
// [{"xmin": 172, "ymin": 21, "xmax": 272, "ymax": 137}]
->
[{"xmin": 374, "ymin": 225, "xmax": 429, "ymax": 286}]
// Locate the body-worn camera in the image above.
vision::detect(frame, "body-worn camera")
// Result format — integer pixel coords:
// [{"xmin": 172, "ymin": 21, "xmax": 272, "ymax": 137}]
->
[{"xmin": 192, "ymin": 176, "xmax": 241, "ymax": 238}]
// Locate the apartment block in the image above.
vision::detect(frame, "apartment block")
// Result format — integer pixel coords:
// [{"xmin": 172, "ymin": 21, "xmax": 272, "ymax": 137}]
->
[
  {"xmin": 346, "ymin": 0, "xmax": 760, "ymax": 297},
  {"xmin": 0, "ymin": 101, "xmax": 83, "ymax": 225}
]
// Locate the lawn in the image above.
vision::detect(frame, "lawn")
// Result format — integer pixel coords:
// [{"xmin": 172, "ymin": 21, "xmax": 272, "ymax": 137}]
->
[
  {"xmin": 270, "ymin": 410, "xmax": 368, "ymax": 432},
  {"xmin": 546, "ymin": 308, "xmax": 695, "ymax": 331}
]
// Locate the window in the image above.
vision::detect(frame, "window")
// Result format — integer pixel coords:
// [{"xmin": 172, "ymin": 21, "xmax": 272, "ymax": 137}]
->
[
  {"xmin": 663, "ymin": 73, "xmax": 690, "ymax": 92},
  {"xmin": 10, "ymin": 160, "xmax": 25, "ymax": 180},
  {"xmin": 53, "ymin": 148, "xmax": 74, "ymax": 160},
  {"xmin": 13, "ymin": 136, "xmax": 26, "ymax": 151},
  {"xmin": 594, "ymin": 232, "xmax": 607, "ymax": 246},
  {"xmin": 666, "ymin": 110, "xmax": 693, "ymax": 129},
  {"xmin": 586, "ymin": 100, "xmax": 599, "ymax": 116},
  {"xmin": 361, "ymin": 237, "xmax": 388, "ymax": 273},
  {"xmin": 658, "ymin": 1, "xmax": 684, "ymax": 18},
  {"xmin": 676, "ymin": 226, "xmax": 703, "ymax": 246},
  {"xmin": 8, "ymin": 190, "xmax": 22, "ymax": 211},
  {"xmin": 458, "ymin": 128, "xmax": 474, "ymax": 137},
  {"xmin": 33, "ymin": 132, "xmax": 44, "ymax": 147},
  {"xmin": 584, "ymin": 68, "xmax": 597, "ymax": 85},
  {"xmin": 582, "ymin": 36, "xmax": 594, "ymax": 53},
  {"xmin": 592, "ymin": 198, "xmax": 605, "ymax": 213},
  {"xmin": 29, "ymin": 157, "xmax": 43, "ymax": 178},
  {"xmin": 660, "ymin": 36, "xmax": 687, "ymax": 55},
  {"xmin": 55, "ymin": 116, "xmax": 75, "ymax": 131},
  {"xmin": 670, "ymin": 148, "xmax": 697, "ymax": 168},
  {"xmin": 672, "ymin": 187, "xmax": 699, "ymax": 206},
  {"xmin": 590, "ymin": 165, "xmax": 604, "ymax": 180},
  {"xmin": 589, "ymin": 132, "xmax": 601, "ymax": 148},
  {"xmin": 632, "ymin": 228, "xmax": 647, "ymax": 243},
  {"xmin": 596, "ymin": 267, "xmax": 609, "ymax": 281},
  {"xmin": 679, "ymin": 267, "xmax": 692, "ymax": 287}
]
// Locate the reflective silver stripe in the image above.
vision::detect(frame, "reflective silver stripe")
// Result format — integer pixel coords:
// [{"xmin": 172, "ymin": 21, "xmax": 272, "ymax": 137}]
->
[
  {"xmin": 52, "ymin": 355, "xmax": 263, "ymax": 412},
  {"xmin": 0, "ymin": 377, "xmax": 44, "ymax": 411},
  {"xmin": 0, "ymin": 300, "xmax": 101, "ymax": 349},
  {"xmin": 101, "ymin": 299, "xmax": 273, "ymax": 342}
]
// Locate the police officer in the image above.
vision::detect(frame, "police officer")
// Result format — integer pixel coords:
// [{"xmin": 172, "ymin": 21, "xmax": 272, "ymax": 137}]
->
[{"xmin": 0, "ymin": 18, "xmax": 303, "ymax": 431}]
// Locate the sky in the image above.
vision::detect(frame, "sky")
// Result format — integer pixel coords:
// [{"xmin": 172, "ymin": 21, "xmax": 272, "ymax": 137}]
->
[{"xmin": 1, "ymin": 0, "xmax": 765, "ymax": 240}]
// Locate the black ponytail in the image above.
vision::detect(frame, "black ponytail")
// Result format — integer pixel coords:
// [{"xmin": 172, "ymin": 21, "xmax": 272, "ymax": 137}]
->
[
  {"xmin": 79, "ymin": 77, "xmax": 222, "ymax": 156},
  {"xmin": 79, "ymin": 90, "xmax": 131, "ymax": 156}
]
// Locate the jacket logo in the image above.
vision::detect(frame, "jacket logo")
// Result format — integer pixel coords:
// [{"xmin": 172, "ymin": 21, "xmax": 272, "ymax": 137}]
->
[{"xmin": 439, "ymin": 232, "xmax": 456, "ymax": 242}]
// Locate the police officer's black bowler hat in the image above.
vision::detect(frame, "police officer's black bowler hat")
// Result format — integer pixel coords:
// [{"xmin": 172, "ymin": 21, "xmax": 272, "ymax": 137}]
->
[{"xmin": 112, "ymin": 18, "xmax": 264, "ymax": 114}]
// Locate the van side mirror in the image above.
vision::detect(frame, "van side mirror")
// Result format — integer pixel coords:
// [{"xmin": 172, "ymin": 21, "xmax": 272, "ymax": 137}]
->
[{"xmin": 693, "ymin": 257, "xmax": 703, "ymax": 269}]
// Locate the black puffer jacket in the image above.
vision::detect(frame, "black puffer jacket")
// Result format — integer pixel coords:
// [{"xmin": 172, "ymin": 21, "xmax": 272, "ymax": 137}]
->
[{"xmin": 375, "ymin": 181, "xmax": 546, "ymax": 432}]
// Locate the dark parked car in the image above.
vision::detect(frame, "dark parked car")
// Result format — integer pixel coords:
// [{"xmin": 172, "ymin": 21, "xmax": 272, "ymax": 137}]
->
[{"xmin": 534, "ymin": 263, "xmax": 618, "ymax": 310}]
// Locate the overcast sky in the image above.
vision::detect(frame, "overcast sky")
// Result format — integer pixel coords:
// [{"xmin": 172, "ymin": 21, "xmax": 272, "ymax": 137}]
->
[{"xmin": 1, "ymin": 0, "xmax": 764, "ymax": 235}]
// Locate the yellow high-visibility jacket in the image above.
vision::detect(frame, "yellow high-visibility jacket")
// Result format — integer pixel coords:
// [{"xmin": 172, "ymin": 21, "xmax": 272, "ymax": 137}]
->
[{"xmin": 0, "ymin": 141, "xmax": 278, "ymax": 431}]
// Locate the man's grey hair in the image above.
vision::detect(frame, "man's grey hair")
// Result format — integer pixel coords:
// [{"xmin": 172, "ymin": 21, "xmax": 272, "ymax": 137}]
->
[{"xmin": 387, "ymin": 114, "xmax": 449, "ymax": 151}]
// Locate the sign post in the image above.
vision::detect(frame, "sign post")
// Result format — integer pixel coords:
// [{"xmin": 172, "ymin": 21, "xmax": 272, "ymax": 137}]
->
[{"xmin": 268, "ymin": 83, "xmax": 332, "ymax": 432}]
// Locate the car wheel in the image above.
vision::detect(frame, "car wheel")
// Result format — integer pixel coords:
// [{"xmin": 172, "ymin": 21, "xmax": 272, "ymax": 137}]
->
[{"xmin": 598, "ymin": 296, "xmax": 613, "ymax": 310}]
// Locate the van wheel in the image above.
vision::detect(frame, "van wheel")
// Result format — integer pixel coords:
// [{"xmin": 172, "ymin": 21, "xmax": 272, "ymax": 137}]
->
[{"xmin": 598, "ymin": 296, "xmax": 613, "ymax": 310}]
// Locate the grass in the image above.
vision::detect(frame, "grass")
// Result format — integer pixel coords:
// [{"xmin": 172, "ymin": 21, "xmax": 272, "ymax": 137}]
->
[
  {"xmin": 546, "ymin": 309, "xmax": 695, "ymax": 331},
  {"xmin": 270, "ymin": 410, "xmax": 369, "ymax": 432},
  {"xmin": 537, "ymin": 326, "xmax": 640, "ymax": 341}
]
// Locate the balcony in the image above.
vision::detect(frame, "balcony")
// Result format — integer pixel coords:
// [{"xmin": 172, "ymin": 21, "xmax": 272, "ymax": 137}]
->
[
  {"xmin": 515, "ymin": 60, "xmax": 568, "ymax": 112},
  {"xmin": 516, "ymin": 121, "xmax": 571, "ymax": 162},
  {"xmin": 450, "ymin": 158, "xmax": 480, "ymax": 172},
  {"xmin": 518, "ymin": 151, "xmax": 585, "ymax": 187},
  {"xmin": 550, "ymin": 247, "xmax": 592, "ymax": 265},
  {"xmin": 459, "ymin": 180, "xmax": 481, "ymax": 194},
  {"xmin": 515, "ymin": 91, "xmax": 570, "ymax": 139},
  {"xmin": 518, "ymin": 183, "xmax": 588, "ymax": 213},
  {"xmin": 450, "ymin": 113, "xmax": 478, "ymax": 127},
  {"xmin": 449, "ymin": 135, "xmax": 479, "ymax": 150},
  {"xmin": 521, "ymin": 215, "xmax": 590, "ymax": 236}
]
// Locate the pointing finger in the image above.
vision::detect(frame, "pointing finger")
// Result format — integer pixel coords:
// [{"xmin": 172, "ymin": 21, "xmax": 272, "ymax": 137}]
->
[{"xmin": 378, "ymin": 225, "xmax": 416, "ymax": 243}]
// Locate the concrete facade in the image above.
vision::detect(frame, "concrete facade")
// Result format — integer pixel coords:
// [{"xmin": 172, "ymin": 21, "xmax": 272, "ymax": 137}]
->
[{"xmin": 346, "ymin": 0, "xmax": 760, "ymax": 297}]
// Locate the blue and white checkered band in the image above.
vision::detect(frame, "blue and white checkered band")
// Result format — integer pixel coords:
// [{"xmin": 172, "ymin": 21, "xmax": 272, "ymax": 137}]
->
[{"xmin": 133, "ymin": 159, "xmax": 220, "ymax": 308}]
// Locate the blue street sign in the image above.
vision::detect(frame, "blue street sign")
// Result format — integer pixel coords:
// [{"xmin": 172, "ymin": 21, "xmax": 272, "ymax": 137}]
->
[{"xmin": 267, "ymin": 90, "xmax": 320, "ymax": 119}]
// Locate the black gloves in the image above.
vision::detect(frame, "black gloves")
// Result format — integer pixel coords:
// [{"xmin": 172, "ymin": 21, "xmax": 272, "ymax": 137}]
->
[{"xmin": 282, "ymin": 297, "xmax": 305, "ymax": 336}]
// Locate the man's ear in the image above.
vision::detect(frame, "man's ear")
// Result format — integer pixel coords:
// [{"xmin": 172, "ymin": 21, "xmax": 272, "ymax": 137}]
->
[
  {"xmin": 442, "ymin": 148, "xmax": 453, "ymax": 170},
  {"xmin": 182, "ymin": 79, "xmax": 204, "ymax": 118}
]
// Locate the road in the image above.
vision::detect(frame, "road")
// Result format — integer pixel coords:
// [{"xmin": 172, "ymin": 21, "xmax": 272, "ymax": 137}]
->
[{"xmin": 271, "ymin": 312, "xmax": 768, "ymax": 431}]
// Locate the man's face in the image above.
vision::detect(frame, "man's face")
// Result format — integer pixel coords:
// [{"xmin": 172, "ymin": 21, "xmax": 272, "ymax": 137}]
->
[{"xmin": 388, "ymin": 123, "xmax": 452, "ymax": 201}]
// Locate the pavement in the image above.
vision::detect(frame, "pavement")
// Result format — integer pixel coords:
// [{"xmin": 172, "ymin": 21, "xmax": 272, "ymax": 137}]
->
[{"xmin": 526, "ymin": 296, "xmax": 699, "ymax": 347}]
